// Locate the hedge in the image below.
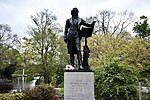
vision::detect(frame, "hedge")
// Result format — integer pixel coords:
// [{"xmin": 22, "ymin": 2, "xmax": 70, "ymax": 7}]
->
[
  {"xmin": 0, "ymin": 83, "xmax": 13, "ymax": 93},
  {"xmin": 0, "ymin": 93, "xmax": 23, "ymax": 100}
]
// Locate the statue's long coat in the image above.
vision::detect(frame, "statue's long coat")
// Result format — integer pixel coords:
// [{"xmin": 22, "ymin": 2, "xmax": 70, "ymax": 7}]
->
[{"xmin": 64, "ymin": 17, "xmax": 90, "ymax": 54}]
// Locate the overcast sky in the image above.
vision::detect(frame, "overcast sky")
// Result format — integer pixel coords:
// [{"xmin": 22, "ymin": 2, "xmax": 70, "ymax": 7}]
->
[{"xmin": 0, "ymin": 0, "xmax": 150, "ymax": 37}]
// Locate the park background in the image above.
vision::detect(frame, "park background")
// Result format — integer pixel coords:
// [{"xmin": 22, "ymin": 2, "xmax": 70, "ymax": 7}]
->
[{"xmin": 0, "ymin": 0, "xmax": 150, "ymax": 99}]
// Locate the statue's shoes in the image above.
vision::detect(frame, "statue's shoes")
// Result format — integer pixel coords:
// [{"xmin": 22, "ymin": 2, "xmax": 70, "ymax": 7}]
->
[{"xmin": 78, "ymin": 66, "xmax": 84, "ymax": 70}]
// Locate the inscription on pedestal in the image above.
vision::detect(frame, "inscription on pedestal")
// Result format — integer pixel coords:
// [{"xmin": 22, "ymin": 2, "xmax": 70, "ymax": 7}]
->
[{"xmin": 64, "ymin": 72, "xmax": 94, "ymax": 100}]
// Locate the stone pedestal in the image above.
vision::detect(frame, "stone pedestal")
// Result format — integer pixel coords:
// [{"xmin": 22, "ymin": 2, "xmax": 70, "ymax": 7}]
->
[{"xmin": 64, "ymin": 71, "xmax": 94, "ymax": 100}]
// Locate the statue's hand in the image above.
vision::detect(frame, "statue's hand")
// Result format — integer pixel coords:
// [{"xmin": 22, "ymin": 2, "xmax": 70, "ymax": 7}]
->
[
  {"xmin": 64, "ymin": 38, "xmax": 68, "ymax": 43},
  {"xmin": 64, "ymin": 35, "xmax": 68, "ymax": 43}
]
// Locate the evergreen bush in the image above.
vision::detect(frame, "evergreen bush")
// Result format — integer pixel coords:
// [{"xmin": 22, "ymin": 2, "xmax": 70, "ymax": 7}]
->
[{"xmin": 94, "ymin": 52, "xmax": 138, "ymax": 100}]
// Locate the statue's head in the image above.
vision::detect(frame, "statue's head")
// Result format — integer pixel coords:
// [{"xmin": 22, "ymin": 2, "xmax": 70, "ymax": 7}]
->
[{"xmin": 71, "ymin": 8, "xmax": 79, "ymax": 17}]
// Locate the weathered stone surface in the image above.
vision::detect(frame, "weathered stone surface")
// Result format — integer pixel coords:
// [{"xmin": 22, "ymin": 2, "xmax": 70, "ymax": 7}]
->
[{"xmin": 64, "ymin": 72, "xmax": 94, "ymax": 100}]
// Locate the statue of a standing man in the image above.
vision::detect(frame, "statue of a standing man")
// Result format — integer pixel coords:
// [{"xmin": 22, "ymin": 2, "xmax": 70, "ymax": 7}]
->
[{"xmin": 64, "ymin": 8, "xmax": 94, "ymax": 70}]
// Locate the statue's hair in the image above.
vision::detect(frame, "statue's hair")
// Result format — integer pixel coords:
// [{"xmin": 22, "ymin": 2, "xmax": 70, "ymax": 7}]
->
[{"xmin": 71, "ymin": 8, "xmax": 79, "ymax": 15}]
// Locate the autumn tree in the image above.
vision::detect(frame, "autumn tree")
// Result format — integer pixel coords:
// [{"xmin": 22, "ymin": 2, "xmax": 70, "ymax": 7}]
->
[
  {"xmin": 88, "ymin": 33, "xmax": 150, "ymax": 68},
  {"xmin": 25, "ymin": 9, "xmax": 62, "ymax": 84}
]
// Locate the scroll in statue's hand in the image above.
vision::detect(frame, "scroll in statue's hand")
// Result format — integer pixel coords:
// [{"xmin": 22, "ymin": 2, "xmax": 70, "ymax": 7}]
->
[{"xmin": 91, "ymin": 21, "xmax": 96, "ymax": 26}]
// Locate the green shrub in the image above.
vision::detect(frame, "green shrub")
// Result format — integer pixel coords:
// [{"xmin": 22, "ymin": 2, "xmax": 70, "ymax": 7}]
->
[
  {"xmin": 94, "ymin": 52, "xmax": 138, "ymax": 100},
  {"xmin": 35, "ymin": 78, "xmax": 44, "ymax": 85},
  {"xmin": 56, "ymin": 88, "xmax": 64, "ymax": 97},
  {"xmin": 23, "ymin": 84, "xmax": 57, "ymax": 100},
  {"xmin": 15, "ymin": 93, "xmax": 23, "ymax": 100},
  {"xmin": 0, "ymin": 83, "xmax": 13, "ymax": 93},
  {"xmin": 0, "ymin": 93, "xmax": 23, "ymax": 100}
]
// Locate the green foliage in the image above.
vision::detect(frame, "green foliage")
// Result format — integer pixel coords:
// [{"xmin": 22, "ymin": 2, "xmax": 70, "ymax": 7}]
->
[
  {"xmin": 133, "ymin": 15, "xmax": 150, "ymax": 39},
  {"xmin": 23, "ymin": 9, "xmax": 62, "ymax": 84},
  {"xmin": 0, "ymin": 49, "xmax": 19, "ymax": 78},
  {"xmin": 54, "ymin": 36, "xmax": 68, "ymax": 87},
  {"xmin": 0, "ymin": 68, "xmax": 4, "ymax": 77},
  {"xmin": 54, "ymin": 63, "xmax": 64, "ymax": 88},
  {"xmin": 56, "ymin": 88, "xmax": 64, "ymax": 97},
  {"xmin": 88, "ymin": 34, "xmax": 150, "ymax": 84},
  {"xmin": 3, "ymin": 64, "xmax": 16, "ymax": 79},
  {"xmin": 23, "ymin": 84, "xmax": 57, "ymax": 100},
  {"xmin": 94, "ymin": 51, "xmax": 138, "ymax": 100},
  {"xmin": 13, "ymin": 49, "xmax": 42, "ymax": 82},
  {"xmin": 139, "ymin": 64, "xmax": 150, "ymax": 86},
  {"xmin": 0, "ymin": 93, "xmax": 23, "ymax": 100},
  {"xmin": 0, "ymin": 24, "xmax": 20, "ymax": 78},
  {"xmin": 88, "ymin": 33, "xmax": 150, "ymax": 91},
  {"xmin": 88, "ymin": 33, "xmax": 132, "ymax": 68},
  {"xmin": 35, "ymin": 78, "xmax": 43, "ymax": 85},
  {"xmin": 88, "ymin": 34, "xmax": 150, "ymax": 98}
]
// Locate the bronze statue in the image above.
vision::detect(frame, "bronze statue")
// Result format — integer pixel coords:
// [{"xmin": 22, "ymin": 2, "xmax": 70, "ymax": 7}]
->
[{"xmin": 64, "ymin": 8, "xmax": 95, "ymax": 70}]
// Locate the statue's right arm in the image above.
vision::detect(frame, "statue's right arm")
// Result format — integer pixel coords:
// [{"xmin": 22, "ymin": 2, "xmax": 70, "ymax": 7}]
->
[{"xmin": 64, "ymin": 19, "xmax": 69, "ymax": 43}]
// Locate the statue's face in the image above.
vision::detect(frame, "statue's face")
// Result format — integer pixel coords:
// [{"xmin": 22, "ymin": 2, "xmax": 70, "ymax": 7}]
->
[{"xmin": 73, "ymin": 9, "xmax": 78, "ymax": 17}]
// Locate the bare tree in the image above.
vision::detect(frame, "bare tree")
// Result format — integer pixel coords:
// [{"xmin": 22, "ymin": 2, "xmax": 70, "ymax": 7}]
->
[
  {"xmin": 0, "ymin": 24, "xmax": 20, "ymax": 56},
  {"xmin": 113, "ymin": 10, "xmax": 135, "ymax": 35},
  {"xmin": 86, "ymin": 10, "xmax": 136, "ymax": 36}
]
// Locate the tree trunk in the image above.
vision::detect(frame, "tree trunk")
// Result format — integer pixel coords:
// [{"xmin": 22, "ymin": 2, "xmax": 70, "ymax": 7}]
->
[{"xmin": 43, "ymin": 60, "xmax": 51, "ymax": 84}]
